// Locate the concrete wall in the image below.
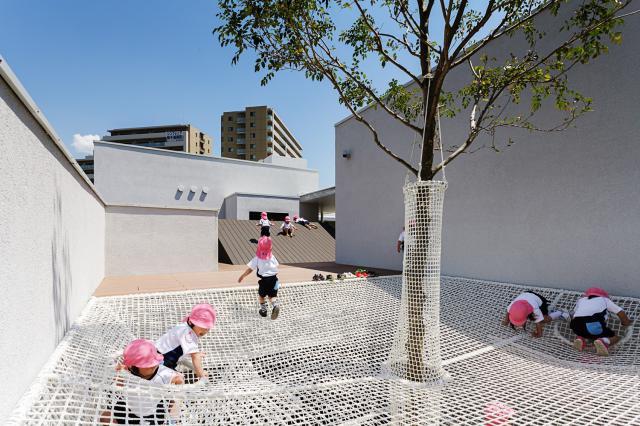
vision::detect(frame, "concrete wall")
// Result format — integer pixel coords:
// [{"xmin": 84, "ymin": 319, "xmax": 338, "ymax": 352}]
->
[
  {"xmin": 94, "ymin": 142, "xmax": 319, "ymax": 213},
  {"xmin": 223, "ymin": 193, "xmax": 300, "ymax": 220},
  {"xmin": 335, "ymin": 13, "xmax": 640, "ymax": 296},
  {"xmin": 261, "ymin": 154, "xmax": 308, "ymax": 169},
  {"xmin": 0, "ymin": 69, "xmax": 105, "ymax": 417},
  {"xmin": 106, "ymin": 206, "xmax": 218, "ymax": 276}
]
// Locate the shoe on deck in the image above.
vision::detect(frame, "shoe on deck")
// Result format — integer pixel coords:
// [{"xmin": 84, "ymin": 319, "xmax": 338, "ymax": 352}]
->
[
  {"xmin": 271, "ymin": 305, "xmax": 280, "ymax": 320},
  {"xmin": 259, "ymin": 306, "xmax": 268, "ymax": 317},
  {"xmin": 573, "ymin": 337, "xmax": 586, "ymax": 352},
  {"xmin": 594, "ymin": 339, "xmax": 610, "ymax": 356},
  {"xmin": 561, "ymin": 311, "xmax": 571, "ymax": 321}
]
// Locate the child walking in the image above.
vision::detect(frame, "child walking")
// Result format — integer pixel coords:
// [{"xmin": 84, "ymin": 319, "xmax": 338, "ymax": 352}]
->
[
  {"xmin": 279, "ymin": 216, "xmax": 296, "ymax": 237},
  {"xmin": 238, "ymin": 236, "xmax": 281, "ymax": 320},
  {"xmin": 256, "ymin": 211, "xmax": 272, "ymax": 236},
  {"xmin": 503, "ymin": 291, "xmax": 569, "ymax": 337},
  {"xmin": 101, "ymin": 339, "xmax": 184, "ymax": 425},
  {"xmin": 155, "ymin": 303, "xmax": 216, "ymax": 379},
  {"xmin": 570, "ymin": 287, "xmax": 632, "ymax": 356}
]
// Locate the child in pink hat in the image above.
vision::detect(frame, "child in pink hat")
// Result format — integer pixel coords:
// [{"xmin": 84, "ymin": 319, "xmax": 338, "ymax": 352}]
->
[
  {"xmin": 570, "ymin": 287, "xmax": 632, "ymax": 356},
  {"xmin": 100, "ymin": 339, "xmax": 183, "ymax": 424},
  {"xmin": 502, "ymin": 291, "xmax": 569, "ymax": 337},
  {"xmin": 256, "ymin": 211, "xmax": 273, "ymax": 237},
  {"xmin": 238, "ymin": 236, "xmax": 282, "ymax": 319},
  {"xmin": 155, "ymin": 303, "xmax": 216, "ymax": 379},
  {"xmin": 279, "ymin": 216, "xmax": 296, "ymax": 238}
]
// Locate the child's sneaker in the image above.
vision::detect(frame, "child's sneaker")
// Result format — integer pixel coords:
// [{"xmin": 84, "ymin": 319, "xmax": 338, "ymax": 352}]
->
[
  {"xmin": 561, "ymin": 311, "xmax": 571, "ymax": 321},
  {"xmin": 573, "ymin": 336, "xmax": 586, "ymax": 352},
  {"xmin": 259, "ymin": 304, "xmax": 268, "ymax": 317},
  {"xmin": 271, "ymin": 304, "xmax": 280, "ymax": 320},
  {"xmin": 594, "ymin": 338, "xmax": 610, "ymax": 356}
]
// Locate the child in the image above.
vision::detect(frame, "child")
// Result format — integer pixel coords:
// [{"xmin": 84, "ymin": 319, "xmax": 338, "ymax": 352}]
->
[
  {"xmin": 570, "ymin": 287, "xmax": 632, "ymax": 356},
  {"xmin": 101, "ymin": 339, "xmax": 184, "ymax": 425},
  {"xmin": 238, "ymin": 236, "xmax": 281, "ymax": 320},
  {"xmin": 502, "ymin": 291, "xmax": 569, "ymax": 338},
  {"xmin": 279, "ymin": 216, "xmax": 296, "ymax": 237},
  {"xmin": 397, "ymin": 227, "xmax": 405, "ymax": 253},
  {"xmin": 256, "ymin": 211, "xmax": 272, "ymax": 237},
  {"xmin": 293, "ymin": 214, "xmax": 318, "ymax": 229},
  {"xmin": 155, "ymin": 303, "xmax": 216, "ymax": 379}
]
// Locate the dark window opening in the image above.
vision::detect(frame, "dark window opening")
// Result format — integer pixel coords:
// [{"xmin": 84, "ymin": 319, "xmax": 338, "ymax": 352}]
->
[{"xmin": 249, "ymin": 211, "xmax": 289, "ymax": 221}]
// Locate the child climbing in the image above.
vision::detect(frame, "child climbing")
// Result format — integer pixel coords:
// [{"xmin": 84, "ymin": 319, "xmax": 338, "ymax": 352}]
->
[
  {"xmin": 570, "ymin": 287, "xmax": 632, "ymax": 356},
  {"xmin": 279, "ymin": 216, "xmax": 296, "ymax": 237},
  {"xmin": 293, "ymin": 214, "xmax": 318, "ymax": 229},
  {"xmin": 397, "ymin": 226, "xmax": 405, "ymax": 253},
  {"xmin": 155, "ymin": 303, "xmax": 216, "ymax": 380},
  {"xmin": 502, "ymin": 291, "xmax": 569, "ymax": 337},
  {"xmin": 256, "ymin": 211, "xmax": 272, "ymax": 237},
  {"xmin": 101, "ymin": 339, "xmax": 184, "ymax": 425},
  {"xmin": 238, "ymin": 236, "xmax": 281, "ymax": 320}
]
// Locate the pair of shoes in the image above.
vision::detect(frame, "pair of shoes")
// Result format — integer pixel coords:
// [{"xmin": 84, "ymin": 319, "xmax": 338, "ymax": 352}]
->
[
  {"xmin": 573, "ymin": 336, "xmax": 586, "ymax": 352},
  {"xmin": 258, "ymin": 304, "xmax": 268, "ymax": 317},
  {"xmin": 271, "ymin": 304, "xmax": 280, "ymax": 320},
  {"xmin": 594, "ymin": 338, "xmax": 610, "ymax": 356},
  {"xmin": 342, "ymin": 272, "xmax": 355, "ymax": 278},
  {"xmin": 326, "ymin": 274, "xmax": 333, "ymax": 280},
  {"xmin": 313, "ymin": 274, "xmax": 320, "ymax": 281}
]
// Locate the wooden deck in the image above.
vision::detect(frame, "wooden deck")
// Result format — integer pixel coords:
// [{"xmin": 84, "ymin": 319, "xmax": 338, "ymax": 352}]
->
[
  {"xmin": 218, "ymin": 219, "xmax": 335, "ymax": 264},
  {"xmin": 94, "ymin": 262, "xmax": 400, "ymax": 297}
]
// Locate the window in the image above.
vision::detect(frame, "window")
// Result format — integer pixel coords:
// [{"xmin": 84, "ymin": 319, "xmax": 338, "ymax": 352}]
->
[
  {"xmin": 228, "ymin": 147, "xmax": 233, "ymax": 152},
  {"xmin": 249, "ymin": 111, "xmax": 255, "ymax": 117},
  {"xmin": 228, "ymin": 137, "xmax": 233, "ymax": 142},
  {"xmin": 251, "ymin": 155, "xmax": 256, "ymax": 160},
  {"xmin": 228, "ymin": 116, "xmax": 232, "ymax": 121},
  {"xmin": 250, "ymin": 144, "xmax": 255, "ymax": 149},
  {"xmin": 251, "ymin": 133, "xmax": 256, "ymax": 138},
  {"xmin": 228, "ymin": 127, "xmax": 233, "ymax": 131},
  {"xmin": 250, "ymin": 122, "xmax": 255, "ymax": 128}
]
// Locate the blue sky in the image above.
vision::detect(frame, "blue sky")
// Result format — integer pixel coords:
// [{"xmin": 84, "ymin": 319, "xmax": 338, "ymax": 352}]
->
[{"xmin": 2, "ymin": 1, "xmax": 490, "ymax": 188}]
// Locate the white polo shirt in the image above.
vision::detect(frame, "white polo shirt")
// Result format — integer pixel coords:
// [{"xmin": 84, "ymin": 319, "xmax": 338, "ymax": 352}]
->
[
  {"xmin": 259, "ymin": 219, "xmax": 271, "ymax": 227},
  {"xmin": 124, "ymin": 364, "xmax": 177, "ymax": 417},
  {"xmin": 508, "ymin": 292, "xmax": 545, "ymax": 323},
  {"xmin": 398, "ymin": 231, "xmax": 405, "ymax": 242},
  {"xmin": 155, "ymin": 322, "xmax": 200, "ymax": 356},
  {"xmin": 573, "ymin": 296, "xmax": 622, "ymax": 319},
  {"xmin": 281, "ymin": 222, "xmax": 293, "ymax": 230},
  {"xmin": 248, "ymin": 255, "xmax": 279, "ymax": 277}
]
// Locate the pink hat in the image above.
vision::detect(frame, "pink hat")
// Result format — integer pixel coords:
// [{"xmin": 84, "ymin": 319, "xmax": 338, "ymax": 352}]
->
[
  {"xmin": 284, "ymin": 216, "xmax": 291, "ymax": 223},
  {"xmin": 123, "ymin": 339, "xmax": 164, "ymax": 368},
  {"xmin": 185, "ymin": 303, "xmax": 217, "ymax": 329},
  {"xmin": 261, "ymin": 211, "xmax": 267, "ymax": 219},
  {"xmin": 584, "ymin": 287, "xmax": 609, "ymax": 298},
  {"xmin": 293, "ymin": 214, "xmax": 299, "ymax": 220},
  {"xmin": 256, "ymin": 236, "xmax": 272, "ymax": 260},
  {"xmin": 508, "ymin": 300, "xmax": 533, "ymax": 327},
  {"xmin": 484, "ymin": 401, "xmax": 515, "ymax": 425}
]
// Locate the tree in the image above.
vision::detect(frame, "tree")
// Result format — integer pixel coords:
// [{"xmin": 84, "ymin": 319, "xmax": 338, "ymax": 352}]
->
[{"xmin": 213, "ymin": 0, "xmax": 636, "ymax": 383}]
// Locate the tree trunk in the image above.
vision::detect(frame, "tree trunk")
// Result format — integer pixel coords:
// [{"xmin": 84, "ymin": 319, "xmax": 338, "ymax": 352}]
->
[{"xmin": 388, "ymin": 180, "xmax": 448, "ymax": 384}]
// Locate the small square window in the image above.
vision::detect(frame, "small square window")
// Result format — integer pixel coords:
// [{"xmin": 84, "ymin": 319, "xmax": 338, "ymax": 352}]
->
[
  {"xmin": 228, "ymin": 137, "xmax": 233, "ymax": 142},
  {"xmin": 250, "ymin": 144, "xmax": 255, "ymax": 149},
  {"xmin": 251, "ymin": 155, "xmax": 256, "ymax": 160},
  {"xmin": 251, "ymin": 133, "xmax": 256, "ymax": 138},
  {"xmin": 250, "ymin": 122, "xmax": 255, "ymax": 128},
  {"xmin": 228, "ymin": 116, "xmax": 232, "ymax": 121},
  {"xmin": 228, "ymin": 127, "xmax": 233, "ymax": 131},
  {"xmin": 249, "ymin": 111, "xmax": 255, "ymax": 117},
  {"xmin": 228, "ymin": 147, "xmax": 232, "ymax": 152}
]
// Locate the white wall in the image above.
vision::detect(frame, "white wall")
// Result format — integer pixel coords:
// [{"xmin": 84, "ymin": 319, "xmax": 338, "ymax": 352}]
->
[
  {"xmin": 0, "ymin": 72, "xmax": 105, "ymax": 417},
  {"xmin": 106, "ymin": 206, "xmax": 218, "ymax": 276},
  {"xmin": 94, "ymin": 142, "xmax": 319, "ymax": 212},
  {"xmin": 335, "ymin": 13, "xmax": 640, "ymax": 296},
  {"xmin": 224, "ymin": 193, "xmax": 300, "ymax": 220},
  {"xmin": 261, "ymin": 154, "xmax": 308, "ymax": 169}
]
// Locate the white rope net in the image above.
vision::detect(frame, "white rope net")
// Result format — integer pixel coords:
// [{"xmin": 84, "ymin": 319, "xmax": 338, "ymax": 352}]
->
[{"xmin": 10, "ymin": 273, "xmax": 640, "ymax": 425}]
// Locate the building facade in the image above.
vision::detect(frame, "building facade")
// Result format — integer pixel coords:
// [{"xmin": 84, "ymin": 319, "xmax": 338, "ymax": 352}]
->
[
  {"xmin": 104, "ymin": 124, "xmax": 212, "ymax": 155},
  {"xmin": 77, "ymin": 155, "xmax": 94, "ymax": 182},
  {"xmin": 221, "ymin": 106, "xmax": 303, "ymax": 161}
]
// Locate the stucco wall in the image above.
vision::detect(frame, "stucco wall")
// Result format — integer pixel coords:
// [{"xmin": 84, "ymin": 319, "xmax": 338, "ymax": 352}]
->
[
  {"xmin": 106, "ymin": 206, "xmax": 217, "ymax": 276},
  {"xmin": 94, "ymin": 142, "xmax": 319, "ymax": 212},
  {"xmin": 335, "ymin": 14, "xmax": 640, "ymax": 296},
  {"xmin": 224, "ymin": 193, "xmax": 300, "ymax": 220},
  {"xmin": 0, "ymin": 76, "xmax": 105, "ymax": 417}
]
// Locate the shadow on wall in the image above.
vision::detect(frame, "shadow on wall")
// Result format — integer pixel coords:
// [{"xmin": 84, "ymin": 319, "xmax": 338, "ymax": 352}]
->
[{"xmin": 52, "ymin": 183, "xmax": 72, "ymax": 343}]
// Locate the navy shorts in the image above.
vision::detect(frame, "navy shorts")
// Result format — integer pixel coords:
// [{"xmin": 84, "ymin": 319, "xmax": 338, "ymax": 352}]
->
[
  {"xmin": 260, "ymin": 226, "xmax": 270, "ymax": 237},
  {"xmin": 113, "ymin": 399, "xmax": 167, "ymax": 424},
  {"xmin": 258, "ymin": 275, "xmax": 279, "ymax": 298},
  {"xmin": 570, "ymin": 316, "xmax": 615, "ymax": 339}
]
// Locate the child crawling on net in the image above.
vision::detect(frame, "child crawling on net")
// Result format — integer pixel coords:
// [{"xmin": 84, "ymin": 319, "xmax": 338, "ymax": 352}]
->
[
  {"xmin": 503, "ymin": 291, "xmax": 569, "ymax": 337},
  {"xmin": 101, "ymin": 339, "xmax": 183, "ymax": 425},
  {"xmin": 238, "ymin": 236, "xmax": 281, "ymax": 320},
  {"xmin": 155, "ymin": 303, "xmax": 216, "ymax": 380},
  {"xmin": 570, "ymin": 287, "xmax": 632, "ymax": 356}
]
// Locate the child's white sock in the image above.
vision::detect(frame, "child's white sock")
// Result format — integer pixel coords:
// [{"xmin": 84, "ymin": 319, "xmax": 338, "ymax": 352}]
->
[
  {"xmin": 271, "ymin": 298, "xmax": 279, "ymax": 308},
  {"xmin": 549, "ymin": 311, "xmax": 565, "ymax": 320}
]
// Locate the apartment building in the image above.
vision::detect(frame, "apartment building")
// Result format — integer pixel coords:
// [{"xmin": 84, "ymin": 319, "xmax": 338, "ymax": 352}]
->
[
  {"xmin": 77, "ymin": 155, "xmax": 94, "ymax": 182},
  {"xmin": 221, "ymin": 106, "xmax": 303, "ymax": 161},
  {"xmin": 103, "ymin": 124, "xmax": 212, "ymax": 155}
]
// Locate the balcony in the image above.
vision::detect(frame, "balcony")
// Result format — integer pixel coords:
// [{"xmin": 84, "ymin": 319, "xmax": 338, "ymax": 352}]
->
[
  {"xmin": 236, "ymin": 148, "xmax": 246, "ymax": 154},
  {"xmin": 236, "ymin": 127, "xmax": 246, "ymax": 134},
  {"xmin": 236, "ymin": 117, "xmax": 246, "ymax": 124}
]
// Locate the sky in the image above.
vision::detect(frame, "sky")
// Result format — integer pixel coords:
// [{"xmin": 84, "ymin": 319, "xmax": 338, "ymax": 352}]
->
[{"xmin": 1, "ymin": 1, "xmax": 498, "ymax": 188}]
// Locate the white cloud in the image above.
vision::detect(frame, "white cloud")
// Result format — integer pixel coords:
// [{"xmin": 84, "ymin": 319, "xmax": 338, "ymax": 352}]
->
[{"xmin": 72, "ymin": 133, "xmax": 100, "ymax": 155}]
